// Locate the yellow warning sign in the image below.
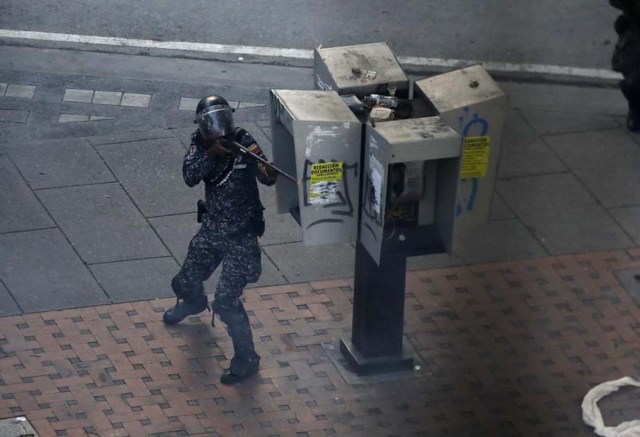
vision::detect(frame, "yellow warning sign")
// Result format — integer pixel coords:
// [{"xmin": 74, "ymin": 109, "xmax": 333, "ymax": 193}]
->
[
  {"xmin": 461, "ymin": 136, "xmax": 490, "ymax": 179},
  {"xmin": 309, "ymin": 161, "xmax": 343, "ymax": 205}
]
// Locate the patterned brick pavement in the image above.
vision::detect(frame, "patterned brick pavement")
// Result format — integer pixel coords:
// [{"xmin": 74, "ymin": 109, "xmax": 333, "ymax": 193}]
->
[{"xmin": 1, "ymin": 249, "xmax": 640, "ymax": 436}]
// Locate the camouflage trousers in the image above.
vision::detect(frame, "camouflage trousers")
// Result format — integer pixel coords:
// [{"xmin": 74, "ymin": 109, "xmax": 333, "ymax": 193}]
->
[
  {"xmin": 171, "ymin": 228, "xmax": 262, "ymax": 371},
  {"xmin": 613, "ymin": 25, "xmax": 640, "ymax": 111},
  {"xmin": 620, "ymin": 73, "xmax": 640, "ymax": 111}
]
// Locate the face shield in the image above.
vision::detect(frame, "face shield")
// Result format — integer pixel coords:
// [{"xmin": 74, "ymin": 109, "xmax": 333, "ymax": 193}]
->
[{"xmin": 196, "ymin": 105, "xmax": 235, "ymax": 140}]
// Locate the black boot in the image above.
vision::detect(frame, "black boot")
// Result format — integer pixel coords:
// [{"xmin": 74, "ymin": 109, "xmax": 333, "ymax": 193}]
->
[
  {"xmin": 215, "ymin": 300, "xmax": 260, "ymax": 384},
  {"xmin": 162, "ymin": 295, "xmax": 209, "ymax": 325},
  {"xmin": 220, "ymin": 355, "xmax": 260, "ymax": 385}
]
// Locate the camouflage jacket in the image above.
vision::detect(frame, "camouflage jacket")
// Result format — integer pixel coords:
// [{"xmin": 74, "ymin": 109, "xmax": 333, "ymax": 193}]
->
[
  {"xmin": 183, "ymin": 128, "xmax": 276, "ymax": 236},
  {"xmin": 612, "ymin": 0, "xmax": 640, "ymax": 33},
  {"xmin": 611, "ymin": 0, "xmax": 640, "ymax": 16}
]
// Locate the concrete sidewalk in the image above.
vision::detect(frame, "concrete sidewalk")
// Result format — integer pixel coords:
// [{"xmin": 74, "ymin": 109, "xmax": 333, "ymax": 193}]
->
[{"xmin": 1, "ymin": 46, "xmax": 640, "ymax": 435}]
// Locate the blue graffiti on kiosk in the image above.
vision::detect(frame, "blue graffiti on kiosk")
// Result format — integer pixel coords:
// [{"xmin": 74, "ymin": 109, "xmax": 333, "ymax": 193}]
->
[{"xmin": 457, "ymin": 107, "xmax": 489, "ymax": 216}]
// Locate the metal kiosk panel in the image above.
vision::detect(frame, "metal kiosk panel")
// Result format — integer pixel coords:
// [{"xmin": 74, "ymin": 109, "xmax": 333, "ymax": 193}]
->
[
  {"xmin": 414, "ymin": 65, "xmax": 508, "ymax": 232},
  {"xmin": 270, "ymin": 89, "xmax": 362, "ymax": 246},
  {"xmin": 360, "ymin": 117, "xmax": 462, "ymax": 265},
  {"xmin": 313, "ymin": 42, "xmax": 409, "ymax": 98}
]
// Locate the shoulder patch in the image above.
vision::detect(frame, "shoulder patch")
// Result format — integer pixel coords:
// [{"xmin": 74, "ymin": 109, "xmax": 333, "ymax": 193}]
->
[{"xmin": 188, "ymin": 144, "xmax": 197, "ymax": 156}]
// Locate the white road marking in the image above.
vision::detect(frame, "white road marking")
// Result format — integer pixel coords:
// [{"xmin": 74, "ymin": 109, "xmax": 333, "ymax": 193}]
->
[
  {"xmin": 0, "ymin": 29, "xmax": 312, "ymax": 58},
  {"xmin": 398, "ymin": 56, "xmax": 622, "ymax": 81},
  {"xmin": 0, "ymin": 29, "xmax": 622, "ymax": 81}
]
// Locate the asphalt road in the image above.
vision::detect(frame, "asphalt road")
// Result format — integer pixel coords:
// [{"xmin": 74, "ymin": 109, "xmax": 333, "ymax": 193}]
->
[{"xmin": 0, "ymin": 0, "xmax": 620, "ymax": 70}]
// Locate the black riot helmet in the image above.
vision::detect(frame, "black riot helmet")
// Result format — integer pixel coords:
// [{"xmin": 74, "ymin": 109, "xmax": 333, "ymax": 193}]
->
[{"xmin": 194, "ymin": 95, "xmax": 235, "ymax": 140}]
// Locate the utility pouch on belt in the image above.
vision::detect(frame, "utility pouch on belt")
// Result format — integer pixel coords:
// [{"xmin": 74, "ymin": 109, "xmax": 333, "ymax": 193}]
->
[{"xmin": 197, "ymin": 199, "xmax": 206, "ymax": 223}]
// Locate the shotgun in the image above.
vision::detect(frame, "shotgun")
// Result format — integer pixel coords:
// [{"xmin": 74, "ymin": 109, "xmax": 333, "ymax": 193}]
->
[{"xmin": 231, "ymin": 141, "xmax": 300, "ymax": 185}]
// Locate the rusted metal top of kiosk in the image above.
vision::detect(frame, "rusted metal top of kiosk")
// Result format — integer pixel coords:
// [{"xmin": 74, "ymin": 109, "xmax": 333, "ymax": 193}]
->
[{"xmin": 415, "ymin": 64, "xmax": 506, "ymax": 112}]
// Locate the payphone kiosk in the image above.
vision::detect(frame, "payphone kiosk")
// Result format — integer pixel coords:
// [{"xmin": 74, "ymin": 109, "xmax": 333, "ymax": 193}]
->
[
  {"xmin": 414, "ymin": 65, "xmax": 508, "ymax": 233},
  {"xmin": 340, "ymin": 117, "xmax": 462, "ymax": 374},
  {"xmin": 359, "ymin": 117, "xmax": 462, "ymax": 265},
  {"xmin": 270, "ymin": 89, "xmax": 362, "ymax": 245},
  {"xmin": 270, "ymin": 44, "xmax": 506, "ymax": 376}
]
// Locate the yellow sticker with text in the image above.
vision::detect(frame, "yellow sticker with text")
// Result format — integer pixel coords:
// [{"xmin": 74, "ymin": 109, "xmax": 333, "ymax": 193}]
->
[
  {"xmin": 311, "ymin": 161, "xmax": 343, "ymax": 183},
  {"xmin": 309, "ymin": 161, "xmax": 343, "ymax": 205},
  {"xmin": 461, "ymin": 136, "xmax": 490, "ymax": 179}
]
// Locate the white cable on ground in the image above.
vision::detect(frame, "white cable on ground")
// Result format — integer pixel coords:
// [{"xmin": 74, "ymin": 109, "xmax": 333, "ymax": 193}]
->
[{"xmin": 582, "ymin": 376, "xmax": 640, "ymax": 437}]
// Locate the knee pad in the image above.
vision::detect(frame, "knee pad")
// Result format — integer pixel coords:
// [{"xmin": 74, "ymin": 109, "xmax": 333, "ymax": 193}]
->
[
  {"xmin": 212, "ymin": 298, "xmax": 245, "ymax": 325},
  {"xmin": 171, "ymin": 272, "xmax": 203, "ymax": 301}
]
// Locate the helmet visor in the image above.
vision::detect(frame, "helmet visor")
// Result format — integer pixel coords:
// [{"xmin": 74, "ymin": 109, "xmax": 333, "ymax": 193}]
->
[{"xmin": 196, "ymin": 107, "xmax": 234, "ymax": 140}]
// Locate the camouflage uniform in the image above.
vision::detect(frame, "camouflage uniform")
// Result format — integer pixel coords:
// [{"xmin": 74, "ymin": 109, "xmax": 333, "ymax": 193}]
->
[
  {"xmin": 171, "ymin": 127, "xmax": 276, "ymax": 375},
  {"xmin": 611, "ymin": 0, "xmax": 640, "ymax": 131}
]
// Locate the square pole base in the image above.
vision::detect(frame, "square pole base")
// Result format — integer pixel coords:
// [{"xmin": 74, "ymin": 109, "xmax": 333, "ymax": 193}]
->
[{"xmin": 339, "ymin": 338, "xmax": 414, "ymax": 376}]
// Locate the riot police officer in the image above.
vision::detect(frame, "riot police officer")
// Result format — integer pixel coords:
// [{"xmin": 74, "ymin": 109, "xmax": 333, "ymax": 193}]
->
[
  {"xmin": 611, "ymin": 0, "xmax": 640, "ymax": 132},
  {"xmin": 164, "ymin": 95, "xmax": 276, "ymax": 384}
]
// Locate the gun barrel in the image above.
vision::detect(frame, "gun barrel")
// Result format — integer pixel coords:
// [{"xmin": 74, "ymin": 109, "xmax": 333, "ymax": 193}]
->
[{"xmin": 232, "ymin": 141, "xmax": 299, "ymax": 184}]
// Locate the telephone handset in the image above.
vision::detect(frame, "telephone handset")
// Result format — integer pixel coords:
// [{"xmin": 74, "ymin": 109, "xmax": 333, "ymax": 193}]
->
[{"xmin": 387, "ymin": 161, "xmax": 425, "ymax": 205}]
